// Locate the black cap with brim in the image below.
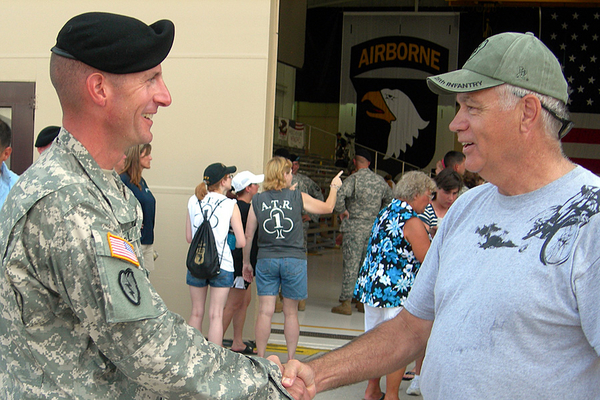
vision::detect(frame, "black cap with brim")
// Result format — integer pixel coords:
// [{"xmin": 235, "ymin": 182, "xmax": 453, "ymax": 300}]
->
[
  {"xmin": 51, "ymin": 12, "xmax": 175, "ymax": 74},
  {"xmin": 35, "ymin": 126, "xmax": 61, "ymax": 148},
  {"xmin": 204, "ymin": 163, "xmax": 237, "ymax": 186}
]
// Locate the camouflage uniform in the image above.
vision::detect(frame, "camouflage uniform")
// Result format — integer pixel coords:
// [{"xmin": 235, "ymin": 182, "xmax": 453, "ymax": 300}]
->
[
  {"xmin": 292, "ymin": 172, "xmax": 324, "ymax": 248},
  {"xmin": 335, "ymin": 168, "xmax": 392, "ymax": 301},
  {"xmin": 0, "ymin": 130, "xmax": 292, "ymax": 399}
]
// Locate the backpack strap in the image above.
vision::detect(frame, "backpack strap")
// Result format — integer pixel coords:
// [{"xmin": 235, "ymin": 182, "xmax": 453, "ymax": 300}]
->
[{"xmin": 198, "ymin": 197, "xmax": 228, "ymax": 266}]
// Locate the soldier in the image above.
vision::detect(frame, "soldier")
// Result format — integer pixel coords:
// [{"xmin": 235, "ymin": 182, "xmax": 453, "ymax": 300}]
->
[
  {"xmin": 34, "ymin": 125, "xmax": 61, "ymax": 154},
  {"xmin": 331, "ymin": 148, "xmax": 392, "ymax": 315},
  {"xmin": 0, "ymin": 12, "xmax": 292, "ymax": 399}
]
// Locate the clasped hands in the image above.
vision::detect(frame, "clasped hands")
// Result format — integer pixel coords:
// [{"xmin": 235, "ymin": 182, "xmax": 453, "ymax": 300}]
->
[{"xmin": 267, "ymin": 356, "xmax": 317, "ymax": 400}]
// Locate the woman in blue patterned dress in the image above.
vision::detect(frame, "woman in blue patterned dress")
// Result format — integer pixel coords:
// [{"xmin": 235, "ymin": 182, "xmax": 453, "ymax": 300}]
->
[{"xmin": 354, "ymin": 170, "xmax": 435, "ymax": 400}]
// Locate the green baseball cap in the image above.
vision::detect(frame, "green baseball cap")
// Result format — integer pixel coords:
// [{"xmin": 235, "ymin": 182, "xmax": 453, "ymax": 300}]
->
[{"xmin": 427, "ymin": 32, "xmax": 568, "ymax": 104}]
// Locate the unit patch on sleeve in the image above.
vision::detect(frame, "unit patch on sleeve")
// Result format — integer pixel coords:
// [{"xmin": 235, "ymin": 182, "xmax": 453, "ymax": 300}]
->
[{"xmin": 119, "ymin": 268, "xmax": 141, "ymax": 306}]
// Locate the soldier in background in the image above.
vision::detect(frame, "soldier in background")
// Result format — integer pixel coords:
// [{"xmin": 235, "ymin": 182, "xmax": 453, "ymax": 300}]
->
[
  {"xmin": 0, "ymin": 12, "xmax": 292, "ymax": 399},
  {"xmin": 34, "ymin": 125, "xmax": 60, "ymax": 154},
  {"xmin": 331, "ymin": 148, "xmax": 392, "ymax": 315}
]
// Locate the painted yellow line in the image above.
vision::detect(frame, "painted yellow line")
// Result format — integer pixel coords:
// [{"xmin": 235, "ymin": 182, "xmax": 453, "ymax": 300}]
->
[
  {"xmin": 270, "ymin": 322, "xmax": 364, "ymax": 333},
  {"xmin": 266, "ymin": 344, "xmax": 330, "ymax": 356}
]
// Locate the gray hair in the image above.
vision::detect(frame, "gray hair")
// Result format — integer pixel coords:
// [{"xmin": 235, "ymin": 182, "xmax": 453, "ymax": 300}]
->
[
  {"xmin": 495, "ymin": 83, "xmax": 569, "ymax": 140},
  {"xmin": 394, "ymin": 170, "xmax": 436, "ymax": 202}
]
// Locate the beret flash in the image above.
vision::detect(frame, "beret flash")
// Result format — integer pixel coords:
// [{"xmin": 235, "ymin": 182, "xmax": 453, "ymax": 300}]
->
[{"xmin": 51, "ymin": 12, "xmax": 174, "ymax": 74}]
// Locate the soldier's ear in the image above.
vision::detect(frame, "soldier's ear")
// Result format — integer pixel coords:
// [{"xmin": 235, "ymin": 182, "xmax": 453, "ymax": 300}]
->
[{"xmin": 86, "ymin": 73, "xmax": 108, "ymax": 107}]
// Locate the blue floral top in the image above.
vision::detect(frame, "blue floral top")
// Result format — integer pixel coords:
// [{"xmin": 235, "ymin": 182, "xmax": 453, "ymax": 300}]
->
[{"xmin": 354, "ymin": 199, "xmax": 422, "ymax": 308}]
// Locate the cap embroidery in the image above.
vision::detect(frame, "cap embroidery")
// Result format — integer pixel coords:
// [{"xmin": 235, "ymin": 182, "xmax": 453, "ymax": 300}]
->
[
  {"xmin": 516, "ymin": 66, "xmax": 528, "ymax": 81},
  {"xmin": 467, "ymin": 39, "xmax": 489, "ymax": 63}
]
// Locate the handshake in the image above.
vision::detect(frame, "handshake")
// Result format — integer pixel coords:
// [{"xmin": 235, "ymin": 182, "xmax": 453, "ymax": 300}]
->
[
  {"xmin": 263, "ymin": 309, "xmax": 432, "ymax": 400},
  {"xmin": 268, "ymin": 356, "xmax": 317, "ymax": 400}
]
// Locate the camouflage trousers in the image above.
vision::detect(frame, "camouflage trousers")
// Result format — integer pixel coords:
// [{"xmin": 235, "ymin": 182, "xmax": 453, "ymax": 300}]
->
[{"xmin": 339, "ymin": 230, "xmax": 371, "ymax": 301}]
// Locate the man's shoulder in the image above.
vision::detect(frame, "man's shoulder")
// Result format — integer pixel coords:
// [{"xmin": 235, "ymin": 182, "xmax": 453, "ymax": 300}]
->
[
  {"xmin": 1, "ymin": 162, "xmax": 19, "ymax": 180},
  {"xmin": 21, "ymin": 152, "xmax": 88, "ymax": 191},
  {"xmin": 295, "ymin": 172, "xmax": 308, "ymax": 180},
  {"xmin": 358, "ymin": 168, "xmax": 385, "ymax": 182},
  {"xmin": 5, "ymin": 154, "xmax": 95, "ymax": 218},
  {"xmin": 570, "ymin": 165, "xmax": 600, "ymax": 186}
]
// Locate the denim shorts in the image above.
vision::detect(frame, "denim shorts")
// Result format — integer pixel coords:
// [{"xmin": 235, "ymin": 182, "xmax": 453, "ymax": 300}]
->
[
  {"xmin": 255, "ymin": 257, "xmax": 307, "ymax": 300},
  {"xmin": 186, "ymin": 270, "xmax": 234, "ymax": 288}
]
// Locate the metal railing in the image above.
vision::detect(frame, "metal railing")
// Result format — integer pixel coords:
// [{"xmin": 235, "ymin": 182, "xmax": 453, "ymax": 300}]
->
[{"xmin": 274, "ymin": 117, "xmax": 423, "ymax": 178}]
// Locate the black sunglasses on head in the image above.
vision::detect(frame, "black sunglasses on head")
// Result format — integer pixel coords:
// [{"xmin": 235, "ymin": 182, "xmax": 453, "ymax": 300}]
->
[
  {"xmin": 515, "ymin": 93, "xmax": 574, "ymax": 139},
  {"xmin": 539, "ymin": 102, "xmax": 574, "ymax": 139}
]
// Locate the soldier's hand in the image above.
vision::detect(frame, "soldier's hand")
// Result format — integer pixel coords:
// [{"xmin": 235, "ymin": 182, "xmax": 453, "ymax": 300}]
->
[
  {"xmin": 281, "ymin": 359, "xmax": 317, "ymax": 400},
  {"xmin": 339, "ymin": 210, "xmax": 349, "ymax": 221},
  {"xmin": 267, "ymin": 355, "xmax": 284, "ymax": 371}
]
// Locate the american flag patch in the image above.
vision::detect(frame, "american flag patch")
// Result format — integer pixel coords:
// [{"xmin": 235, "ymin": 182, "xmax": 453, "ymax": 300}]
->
[{"xmin": 107, "ymin": 233, "xmax": 140, "ymax": 267}]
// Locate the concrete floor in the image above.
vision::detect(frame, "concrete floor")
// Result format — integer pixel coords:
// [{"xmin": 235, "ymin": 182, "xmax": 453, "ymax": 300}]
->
[{"xmin": 257, "ymin": 247, "xmax": 422, "ymax": 399}]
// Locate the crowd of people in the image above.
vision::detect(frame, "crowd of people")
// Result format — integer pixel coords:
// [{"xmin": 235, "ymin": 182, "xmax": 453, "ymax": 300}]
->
[{"xmin": 0, "ymin": 11, "xmax": 596, "ymax": 400}]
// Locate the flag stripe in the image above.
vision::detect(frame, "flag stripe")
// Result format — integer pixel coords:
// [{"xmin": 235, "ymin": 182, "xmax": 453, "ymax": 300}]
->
[
  {"xmin": 562, "ymin": 128, "xmax": 600, "ymax": 144},
  {"xmin": 569, "ymin": 158, "xmax": 600, "ymax": 174}
]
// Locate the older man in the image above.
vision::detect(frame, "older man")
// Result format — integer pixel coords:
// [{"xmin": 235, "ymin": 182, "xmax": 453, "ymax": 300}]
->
[
  {"xmin": 279, "ymin": 32, "xmax": 600, "ymax": 400},
  {"xmin": 0, "ymin": 12, "xmax": 291, "ymax": 399}
]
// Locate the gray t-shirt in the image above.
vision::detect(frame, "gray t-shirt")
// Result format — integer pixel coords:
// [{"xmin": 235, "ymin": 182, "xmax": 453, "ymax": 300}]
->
[
  {"xmin": 405, "ymin": 166, "xmax": 600, "ymax": 400},
  {"xmin": 252, "ymin": 188, "xmax": 306, "ymax": 260}
]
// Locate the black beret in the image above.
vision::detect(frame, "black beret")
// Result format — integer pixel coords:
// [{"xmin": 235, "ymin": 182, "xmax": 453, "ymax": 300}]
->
[
  {"xmin": 274, "ymin": 148, "xmax": 292, "ymax": 160},
  {"xmin": 51, "ymin": 12, "xmax": 174, "ymax": 74},
  {"xmin": 355, "ymin": 148, "xmax": 372, "ymax": 163},
  {"xmin": 35, "ymin": 126, "xmax": 60, "ymax": 148}
]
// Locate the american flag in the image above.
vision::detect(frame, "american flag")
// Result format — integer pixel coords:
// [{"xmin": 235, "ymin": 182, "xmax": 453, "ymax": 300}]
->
[
  {"xmin": 107, "ymin": 233, "xmax": 140, "ymax": 267},
  {"xmin": 541, "ymin": 8, "xmax": 600, "ymax": 174},
  {"xmin": 289, "ymin": 121, "xmax": 304, "ymax": 131}
]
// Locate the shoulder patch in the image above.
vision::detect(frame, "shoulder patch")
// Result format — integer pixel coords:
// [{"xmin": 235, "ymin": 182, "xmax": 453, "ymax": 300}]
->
[
  {"xmin": 107, "ymin": 233, "xmax": 140, "ymax": 267},
  {"xmin": 119, "ymin": 268, "xmax": 141, "ymax": 306}
]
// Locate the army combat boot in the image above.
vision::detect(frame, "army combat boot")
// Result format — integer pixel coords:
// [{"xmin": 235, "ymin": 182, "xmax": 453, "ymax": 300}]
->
[
  {"xmin": 298, "ymin": 299, "xmax": 306, "ymax": 311},
  {"xmin": 331, "ymin": 300, "xmax": 352, "ymax": 315},
  {"xmin": 355, "ymin": 301, "xmax": 364, "ymax": 313}
]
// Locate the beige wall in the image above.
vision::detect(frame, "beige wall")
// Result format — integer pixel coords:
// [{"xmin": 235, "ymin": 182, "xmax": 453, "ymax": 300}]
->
[{"xmin": 1, "ymin": 0, "xmax": 279, "ymax": 337}]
